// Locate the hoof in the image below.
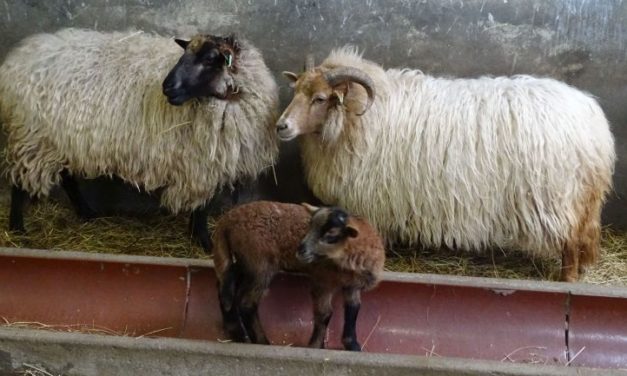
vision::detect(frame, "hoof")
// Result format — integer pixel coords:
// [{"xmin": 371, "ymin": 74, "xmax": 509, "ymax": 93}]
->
[
  {"xmin": 225, "ymin": 325, "xmax": 250, "ymax": 344},
  {"xmin": 343, "ymin": 341, "xmax": 362, "ymax": 352},
  {"xmin": 8, "ymin": 225, "xmax": 26, "ymax": 234},
  {"xmin": 229, "ymin": 331, "xmax": 250, "ymax": 344},
  {"xmin": 76, "ymin": 207, "xmax": 99, "ymax": 220}
]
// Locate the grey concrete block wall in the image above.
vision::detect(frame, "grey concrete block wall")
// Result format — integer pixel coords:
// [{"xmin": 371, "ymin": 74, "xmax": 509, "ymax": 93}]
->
[{"xmin": 1, "ymin": 0, "xmax": 626, "ymax": 226}]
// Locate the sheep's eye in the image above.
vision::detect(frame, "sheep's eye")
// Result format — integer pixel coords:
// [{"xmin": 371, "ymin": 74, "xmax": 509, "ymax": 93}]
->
[
  {"xmin": 312, "ymin": 95, "xmax": 327, "ymax": 104},
  {"xmin": 202, "ymin": 51, "xmax": 219, "ymax": 65},
  {"xmin": 321, "ymin": 235, "xmax": 338, "ymax": 244},
  {"xmin": 321, "ymin": 227, "xmax": 342, "ymax": 243}
]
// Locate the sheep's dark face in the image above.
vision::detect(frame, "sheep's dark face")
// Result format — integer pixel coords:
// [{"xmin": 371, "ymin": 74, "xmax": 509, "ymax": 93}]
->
[
  {"xmin": 162, "ymin": 35, "xmax": 238, "ymax": 105},
  {"xmin": 297, "ymin": 203, "xmax": 359, "ymax": 264}
]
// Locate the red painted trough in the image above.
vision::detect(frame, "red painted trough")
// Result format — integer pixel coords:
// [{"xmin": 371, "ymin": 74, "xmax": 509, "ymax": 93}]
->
[{"xmin": 1, "ymin": 248, "xmax": 626, "ymax": 371}]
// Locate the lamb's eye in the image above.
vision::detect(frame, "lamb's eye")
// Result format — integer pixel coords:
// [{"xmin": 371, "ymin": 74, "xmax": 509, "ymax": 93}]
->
[
  {"xmin": 322, "ymin": 234, "xmax": 340, "ymax": 244},
  {"xmin": 322, "ymin": 227, "xmax": 342, "ymax": 243}
]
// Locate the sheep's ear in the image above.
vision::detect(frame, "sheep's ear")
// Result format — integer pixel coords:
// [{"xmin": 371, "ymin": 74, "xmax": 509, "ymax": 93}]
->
[
  {"xmin": 301, "ymin": 202, "xmax": 319, "ymax": 214},
  {"xmin": 333, "ymin": 81, "xmax": 349, "ymax": 97},
  {"xmin": 225, "ymin": 34, "xmax": 239, "ymax": 50},
  {"xmin": 345, "ymin": 225, "xmax": 359, "ymax": 238},
  {"xmin": 283, "ymin": 71, "xmax": 299, "ymax": 88},
  {"xmin": 174, "ymin": 38, "xmax": 190, "ymax": 50}
]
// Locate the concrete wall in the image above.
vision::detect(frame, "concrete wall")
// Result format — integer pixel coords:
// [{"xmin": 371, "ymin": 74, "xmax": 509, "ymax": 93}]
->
[
  {"xmin": 0, "ymin": 327, "xmax": 613, "ymax": 376},
  {"xmin": 1, "ymin": 0, "xmax": 626, "ymax": 226}
]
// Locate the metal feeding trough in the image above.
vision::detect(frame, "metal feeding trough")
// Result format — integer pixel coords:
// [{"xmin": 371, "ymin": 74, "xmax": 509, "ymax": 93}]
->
[{"xmin": 0, "ymin": 248, "xmax": 626, "ymax": 375}]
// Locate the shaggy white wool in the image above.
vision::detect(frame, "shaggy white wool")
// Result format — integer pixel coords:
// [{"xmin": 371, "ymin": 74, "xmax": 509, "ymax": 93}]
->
[
  {"xmin": 300, "ymin": 46, "xmax": 615, "ymax": 257},
  {"xmin": 0, "ymin": 28, "xmax": 279, "ymax": 213}
]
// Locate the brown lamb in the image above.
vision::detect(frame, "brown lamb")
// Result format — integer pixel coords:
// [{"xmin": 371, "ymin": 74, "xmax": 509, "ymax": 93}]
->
[{"xmin": 211, "ymin": 200, "xmax": 385, "ymax": 351}]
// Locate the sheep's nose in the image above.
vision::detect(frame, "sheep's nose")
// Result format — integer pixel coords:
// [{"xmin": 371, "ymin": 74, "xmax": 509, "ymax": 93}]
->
[
  {"xmin": 162, "ymin": 83, "xmax": 176, "ymax": 95},
  {"xmin": 162, "ymin": 79, "xmax": 181, "ymax": 94},
  {"xmin": 297, "ymin": 242, "xmax": 305, "ymax": 253},
  {"xmin": 276, "ymin": 122, "xmax": 288, "ymax": 132}
]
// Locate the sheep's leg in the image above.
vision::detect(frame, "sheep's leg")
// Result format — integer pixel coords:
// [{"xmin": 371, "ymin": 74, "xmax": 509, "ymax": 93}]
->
[
  {"xmin": 218, "ymin": 263, "xmax": 249, "ymax": 343},
  {"xmin": 341, "ymin": 287, "xmax": 362, "ymax": 351},
  {"xmin": 230, "ymin": 181, "xmax": 241, "ymax": 206},
  {"xmin": 60, "ymin": 170, "xmax": 97, "ymax": 219},
  {"xmin": 561, "ymin": 241, "xmax": 580, "ymax": 282},
  {"xmin": 190, "ymin": 204, "xmax": 211, "ymax": 252},
  {"xmin": 308, "ymin": 285, "xmax": 334, "ymax": 349},
  {"xmin": 193, "ymin": 183, "xmax": 241, "ymax": 252},
  {"xmin": 236, "ymin": 273, "xmax": 270, "ymax": 345},
  {"xmin": 9, "ymin": 185, "xmax": 28, "ymax": 232}
]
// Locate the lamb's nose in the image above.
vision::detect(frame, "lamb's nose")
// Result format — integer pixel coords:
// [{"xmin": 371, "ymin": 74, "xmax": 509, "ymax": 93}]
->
[{"xmin": 276, "ymin": 124, "xmax": 288, "ymax": 132}]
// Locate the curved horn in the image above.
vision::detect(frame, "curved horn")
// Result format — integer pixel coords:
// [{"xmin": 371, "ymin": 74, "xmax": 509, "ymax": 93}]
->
[
  {"xmin": 305, "ymin": 54, "xmax": 315, "ymax": 71},
  {"xmin": 323, "ymin": 67, "xmax": 375, "ymax": 116}
]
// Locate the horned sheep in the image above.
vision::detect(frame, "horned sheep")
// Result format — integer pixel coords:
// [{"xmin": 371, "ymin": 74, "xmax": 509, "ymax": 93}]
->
[
  {"xmin": 211, "ymin": 200, "xmax": 385, "ymax": 351},
  {"xmin": 0, "ymin": 28, "xmax": 279, "ymax": 249},
  {"xmin": 276, "ymin": 47, "xmax": 615, "ymax": 282}
]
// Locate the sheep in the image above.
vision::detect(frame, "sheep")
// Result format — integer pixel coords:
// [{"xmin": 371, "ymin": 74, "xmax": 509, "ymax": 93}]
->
[
  {"xmin": 275, "ymin": 47, "xmax": 616, "ymax": 282},
  {"xmin": 211, "ymin": 200, "xmax": 385, "ymax": 351},
  {"xmin": 0, "ymin": 28, "xmax": 279, "ymax": 250}
]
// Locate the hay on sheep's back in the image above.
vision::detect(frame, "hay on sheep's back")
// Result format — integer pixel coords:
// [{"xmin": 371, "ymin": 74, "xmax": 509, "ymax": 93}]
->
[{"xmin": 0, "ymin": 194, "xmax": 625, "ymax": 286}]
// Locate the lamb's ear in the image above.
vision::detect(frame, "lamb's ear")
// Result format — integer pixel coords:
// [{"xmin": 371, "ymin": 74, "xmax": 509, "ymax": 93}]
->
[
  {"xmin": 345, "ymin": 225, "xmax": 359, "ymax": 238},
  {"xmin": 174, "ymin": 38, "xmax": 190, "ymax": 49},
  {"xmin": 283, "ymin": 71, "xmax": 299, "ymax": 88},
  {"xmin": 301, "ymin": 202, "xmax": 319, "ymax": 214}
]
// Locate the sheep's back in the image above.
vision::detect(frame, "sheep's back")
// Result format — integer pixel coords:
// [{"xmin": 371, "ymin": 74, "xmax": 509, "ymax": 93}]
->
[
  {"xmin": 301, "ymin": 70, "xmax": 615, "ymax": 255},
  {"xmin": 0, "ymin": 29, "xmax": 279, "ymax": 212},
  {"xmin": 0, "ymin": 29, "xmax": 185, "ymax": 188}
]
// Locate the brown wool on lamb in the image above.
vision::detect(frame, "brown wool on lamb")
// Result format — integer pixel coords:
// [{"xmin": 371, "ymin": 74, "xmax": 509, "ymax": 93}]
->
[{"xmin": 211, "ymin": 200, "xmax": 385, "ymax": 351}]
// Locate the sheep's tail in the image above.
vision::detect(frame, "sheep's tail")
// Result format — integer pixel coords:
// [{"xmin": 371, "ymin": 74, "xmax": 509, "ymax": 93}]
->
[{"xmin": 212, "ymin": 223, "xmax": 238, "ymax": 311}]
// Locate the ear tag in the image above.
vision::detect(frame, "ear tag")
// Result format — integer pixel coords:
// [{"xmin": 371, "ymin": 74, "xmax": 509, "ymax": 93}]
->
[{"xmin": 336, "ymin": 92, "xmax": 344, "ymax": 105}]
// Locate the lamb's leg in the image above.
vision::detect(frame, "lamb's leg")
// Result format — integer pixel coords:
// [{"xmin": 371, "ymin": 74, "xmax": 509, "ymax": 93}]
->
[
  {"xmin": 190, "ymin": 203, "xmax": 211, "ymax": 252},
  {"xmin": 341, "ymin": 287, "xmax": 362, "ymax": 351},
  {"xmin": 9, "ymin": 185, "xmax": 29, "ymax": 232},
  {"xmin": 60, "ymin": 170, "xmax": 97, "ymax": 219},
  {"xmin": 218, "ymin": 263, "xmax": 249, "ymax": 343},
  {"xmin": 236, "ymin": 273, "xmax": 270, "ymax": 345},
  {"xmin": 308, "ymin": 284, "xmax": 334, "ymax": 349}
]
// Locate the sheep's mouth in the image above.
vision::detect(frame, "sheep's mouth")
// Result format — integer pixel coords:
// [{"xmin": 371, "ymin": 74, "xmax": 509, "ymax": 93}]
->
[
  {"xmin": 166, "ymin": 94, "xmax": 190, "ymax": 106},
  {"xmin": 296, "ymin": 252, "xmax": 315, "ymax": 264},
  {"xmin": 277, "ymin": 131, "xmax": 298, "ymax": 142}
]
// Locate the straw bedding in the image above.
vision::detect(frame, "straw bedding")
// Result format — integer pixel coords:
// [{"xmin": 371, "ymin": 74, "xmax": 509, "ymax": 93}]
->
[{"xmin": 0, "ymin": 184, "xmax": 624, "ymax": 285}]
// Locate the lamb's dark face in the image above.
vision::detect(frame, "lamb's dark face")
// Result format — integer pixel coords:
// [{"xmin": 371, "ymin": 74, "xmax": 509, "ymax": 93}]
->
[
  {"xmin": 162, "ymin": 35, "xmax": 238, "ymax": 105},
  {"xmin": 297, "ymin": 204, "xmax": 359, "ymax": 264}
]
